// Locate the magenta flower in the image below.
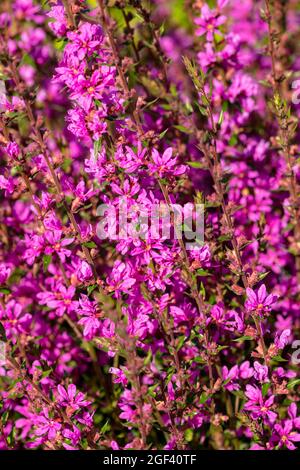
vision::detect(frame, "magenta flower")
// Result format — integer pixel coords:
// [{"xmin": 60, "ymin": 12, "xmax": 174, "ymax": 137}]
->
[
  {"xmin": 222, "ymin": 365, "xmax": 240, "ymax": 391},
  {"xmin": 62, "ymin": 426, "xmax": 81, "ymax": 449},
  {"xmin": 0, "ymin": 300, "xmax": 32, "ymax": 341},
  {"xmin": 109, "ymin": 367, "xmax": 128, "ymax": 386},
  {"xmin": 101, "ymin": 318, "xmax": 115, "ymax": 339},
  {"xmin": 117, "ymin": 143, "xmax": 147, "ymax": 173},
  {"xmin": 19, "ymin": 64, "xmax": 35, "ymax": 86},
  {"xmin": 67, "ymin": 22, "xmax": 104, "ymax": 60},
  {"xmin": 244, "ymin": 385, "xmax": 277, "ymax": 423},
  {"xmin": 34, "ymin": 408, "xmax": 62, "ymax": 441},
  {"xmin": 194, "ymin": 3, "xmax": 227, "ymax": 41},
  {"xmin": 288, "ymin": 403, "xmax": 300, "ymax": 429},
  {"xmin": 131, "ymin": 238, "xmax": 166, "ymax": 265},
  {"xmin": 38, "ymin": 285, "xmax": 78, "ymax": 317},
  {"xmin": 71, "ymin": 68, "xmax": 115, "ymax": 112},
  {"xmin": 23, "ymin": 233, "xmax": 45, "ymax": 265},
  {"xmin": 47, "ymin": 6, "xmax": 68, "ymax": 37},
  {"xmin": 107, "ymin": 261, "xmax": 136, "ymax": 298},
  {"xmin": 253, "ymin": 361, "xmax": 269, "ymax": 383},
  {"xmin": 76, "ymin": 260, "xmax": 93, "ymax": 282},
  {"xmin": 149, "ymin": 148, "xmax": 187, "ymax": 178},
  {"xmin": 55, "ymin": 55, "xmax": 87, "ymax": 89},
  {"xmin": 272, "ymin": 421, "xmax": 300, "ymax": 450},
  {"xmin": 275, "ymin": 328, "xmax": 291, "ymax": 349},
  {"xmin": 190, "ymin": 244, "xmax": 211, "ymax": 264},
  {"xmin": 77, "ymin": 295, "xmax": 102, "ymax": 338},
  {"xmin": 127, "ymin": 312, "xmax": 157, "ymax": 340},
  {"xmin": 1, "ymin": 0, "xmax": 300, "ymax": 453},
  {"xmin": 44, "ymin": 230, "xmax": 74, "ymax": 262},
  {"xmin": 0, "ymin": 175, "xmax": 15, "ymax": 196},
  {"xmin": 15, "ymin": 0, "xmax": 43, "ymax": 23},
  {"xmin": 245, "ymin": 284, "xmax": 277, "ymax": 317},
  {"xmin": 57, "ymin": 384, "xmax": 90, "ymax": 412},
  {"xmin": 239, "ymin": 361, "xmax": 254, "ymax": 380},
  {"xmin": 0, "ymin": 263, "xmax": 11, "ymax": 284},
  {"xmin": 5, "ymin": 142, "xmax": 20, "ymax": 159}
]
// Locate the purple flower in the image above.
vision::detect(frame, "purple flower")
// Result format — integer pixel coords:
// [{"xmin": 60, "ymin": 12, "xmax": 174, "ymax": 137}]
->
[
  {"xmin": 76, "ymin": 260, "xmax": 93, "ymax": 282},
  {"xmin": 62, "ymin": 426, "xmax": 81, "ymax": 449},
  {"xmin": 109, "ymin": 367, "xmax": 128, "ymax": 386},
  {"xmin": 116, "ymin": 143, "xmax": 147, "ymax": 173},
  {"xmin": 0, "ymin": 300, "xmax": 32, "ymax": 341},
  {"xmin": 5, "ymin": 142, "xmax": 20, "ymax": 159},
  {"xmin": 34, "ymin": 408, "xmax": 62, "ymax": 441},
  {"xmin": 149, "ymin": 147, "xmax": 186, "ymax": 178},
  {"xmin": 107, "ymin": 261, "xmax": 136, "ymax": 298},
  {"xmin": 190, "ymin": 244, "xmax": 211, "ymax": 267},
  {"xmin": 44, "ymin": 230, "xmax": 74, "ymax": 262},
  {"xmin": 38, "ymin": 285, "xmax": 78, "ymax": 317},
  {"xmin": 47, "ymin": 6, "xmax": 68, "ymax": 37},
  {"xmin": 275, "ymin": 329, "xmax": 291, "ymax": 349},
  {"xmin": 0, "ymin": 263, "xmax": 11, "ymax": 285},
  {"xmin": 71, "ymin": 68, "xmax": 115, "ymax": 112},
  {"xmin": 19, "ymin": 64, "xmax": 35, "ymax": 87},
  {"xmin": 77, "ymin": 295, "xmax": 102, "ymax": 338},
  {"xmin": 239, "ymin": 361, "xmax": 254, "ymax": 380},
  {"xmin": 0, "ymin": 175, "xmax": 15, "ymax": 196},
  {"xmin": 57, "ymin": 384, "xmax": 90, "ymax": 413},
  {"xmin": 253, "ymin": 361, "xmax": 269, "ymax": 383},
  {"xmin": 245, "ymin": 284, "xmax": 277, "ymax": 317},
  {"xmin": 272, "ymin": 421, "xmax": 300, "ymax": 450},
  {"xmin": 288, "ymin": 403, "xmax": 300, "ymax": 429},
  {"xmin": 194, "ymin": 2, "xmax": 227, "ymax": 41},
  {"xmin": 244, "ymin": 385, "xmax": 277, "ymax": 423},
  {"xmin": 55, "ymin": 55, "xmax": 87, "ymax": 88},
  {"xmin": 67, "ymin": 23, "xmax": 104, "ymax": 60},
  {"xmin": 222, "ymin": 365, "xmax": 239, "ymax": 391}
]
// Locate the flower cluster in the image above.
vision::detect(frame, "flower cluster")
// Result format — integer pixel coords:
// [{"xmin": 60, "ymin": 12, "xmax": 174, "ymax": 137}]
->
[{"xmin": 0, "ymin": 0, "xmax": 299, "ymax": 451}]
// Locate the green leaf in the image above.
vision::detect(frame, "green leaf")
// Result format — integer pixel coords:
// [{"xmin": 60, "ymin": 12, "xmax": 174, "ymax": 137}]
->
[
  {"xmin": 41, "ymin": 369, "xmax": 53, "ymax": 378},
  {"xmin": 176, "ymin": 335, "xmax": 186, "ymax": 351},
  {"xmin": 229, "ymin": 135, "xmax": 238, "ymax": 146},
  {"xmin": 199, "ymin": 282, "xmax": 206, "ymax": 298},
  {"xmin": 173, "ymin": 124, "xmax": 192, "ymax": 134},
  {"xmin": 142, "ymin": 97, "xmax": 160, "ymax": 110},
  {"xmin": 196, "ymin": 269, "xmax": 211, "ymax": 277},
  {"xmin": 87, "ymin": 284, "xmax": 98, "ymax": 296},
  {"xmin": 287, "ymin": 379, "xmax": 300, "ymax": 390},
  {"xmin": 194, "ymin": 101, "xmax": 208, "ymax": 116},
  {"xmin": 158, "ymin": 128, "xmax": 169, "ymax": 139},
  {"xmin": 199, "ymin": 393, "xmax": 208, "ymax": 404},
  {"xmin": 218, "ymin": 109, "xmax": 224, "ymax": 126},
  {"xmin": 93, "ymin": 139, "xmax": 102, "ymax": 157},
  {"xmin": 187, "ymin": 161, "xmax": 204, "ymax": 168},
  {"xmin": 272, "ymin": 355, "xmax": 288, "ymax": 362},
  {"xmin": 233, "ymin": 336, "xmax": 253, "ymax": 342},
  {"xmin": 148, "ymin": 383, "xmax": 159, "ymax": 398},
  {"xmin": 83, "ymin": 241, "xmax": 97, "ymax": 249},
  {"xmin": 258, "ymin": 271, "xmax": 270, "ymax": 282},
  {"xmin": 184, "ymin": 428, "xmax": 193, "ymax": 442},
  {"xmin": 193, "ymin": 356, "xmax": 206, "ymax": 364},
  {"xmin": 0, "ymin": 286, "xmax": 10, "ymax": 295},
  {"xmin": 43, "ymin": 255, "xmax": 52, "ymax": 273},
  {"xmin": 222, "ymin": 101, "xmax": 229, "ymax": 112},
  {"xmin": 171, "ymin": 0, "xmax": 190, "ymax": 28},
  {"xmin": 100, "ymin": 420, "xmax": 110, "ymax": 434},
  {"xmin": 218, "ymin": 234, "xmax": 232, "ymax": 242},
  {"xmin": 54, "ymin": 38, "xmax": 66, "ymax": 51},
  {"xmin": 0, "ymin": 322, "xmax": 7, "ymax": 342},
  {"xmin": 143, "ymin": 348, "xmax": 152, "ymax": 366},
  {"xmin": 262, "ymin": 382, "xmax": 271, "ymax": 396}
]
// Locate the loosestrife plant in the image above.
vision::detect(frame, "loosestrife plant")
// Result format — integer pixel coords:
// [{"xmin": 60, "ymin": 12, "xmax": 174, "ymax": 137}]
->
[{"xmin": 0, "ymin": 0, "xmax": 299, "ymax": 451}]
